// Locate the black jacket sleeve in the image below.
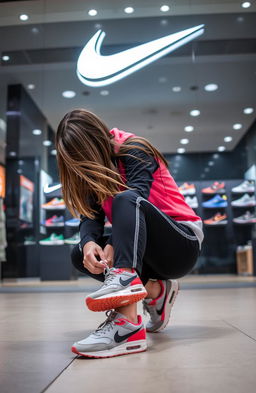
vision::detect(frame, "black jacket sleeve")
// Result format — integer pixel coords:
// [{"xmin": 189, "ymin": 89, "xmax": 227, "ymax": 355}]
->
[
  {"xmin": 119, "ymin": 142, "xmax": 159, "ymax": 199},
  {"xmin": 79, "ymin": 200, "xmax": 105, "ymax": 249}
]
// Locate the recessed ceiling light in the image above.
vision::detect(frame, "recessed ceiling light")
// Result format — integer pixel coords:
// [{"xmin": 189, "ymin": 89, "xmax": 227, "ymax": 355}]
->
[
  {"xmin": 218, "ymin": 146, "xmax": 226, "ymax": 152},
  {"xmin": 124, "ymin": 7, "xmax": 134, "ymax": 14},
  {"xmin": 172, "ymin": 86, "xmax": 181, "ymax": 92},
  {"xmin": 100, "ymin": 90, "xmax": 109, "ymax": 96},
  {"xmin": 32, "ymin": 129, "xmax": 42, "ymax": 135},
  {"xmin": 160, "ymin": 5, "xmax": 170, "ymax": 12},
  {"xmin": 190, "ymin": 109, "xmax": 200, "ymax": 117},
  {"xmin": 237, "ymin": 16, "xmax": 245, "ymax": 22},
  {"xmin": 95, "ymin": 23, "xmax": 102, "ymax": 29},
  {"xmin": 233, "ymin": 123, "xmax": 242, "ymax": 130},
  {"xmin": 180, "ymin": 138, "xmax": 189, "ymax": 145},
  {"xmin": 204, "ymin": 83, "xmax": 218, "ymax": 92},
  {"xmin": 51, "ymin": 149, "xmax": 57, "ymax": 156},
  {"xmin": 205, "ymin": 167, "xmax": 210, "ymax": 172},
  {"xmin": 158, "ymin": 76, "xmax": 167, "ymax": 83},
  {"xmin": 2, "ymin": 55, "xmax": 10, "ymax": 61},
  {"xmin": 184, "ymin": 126, "xmax": 194, "ymax": 132},
  {"xmin": 213, "ymin": 153, "xmax": 219, "ymax": 159},
  {"xmin": 208, "ymin": 161, "xmax": 214, "ymax": 166},
  {"xmin": 9, "ymin": 151, "xmax": 16, "ymax": 157},
  {"xmin": 43, "ymin": 140, "xmax": 52, "ymax": 146},
  {"xmin": 27, "ymin": 84, "xmax": 35, "ymax": 90},
  {"xmin": 160, "ymin": 19, "xmax": 168, "ymax": 26},
  {"xmin": 243, "ymin": 107, "xmax": 254, "ymax": 114},
  {"xmin": 88, "ymin": 9, "xmax": 97, "ymax": 16},
  {"xmin": 19, "ymin": 14, "xmax": 29, "ymax": 21},
  {"xmin": 31, "ymin": 27, "xmax": 39, "ymax": 34},
  {"xmin": 62, "ymin": 90, "xmax": 76, "ymax": 98},
  {"xmin": 201, "ymin": 174, "xmax": 206, "ymax": 178},
  {"xmin": 224, "ymin": 136, "xmax": 233, "ymax": 142},
  {"xmin": 241, "ymin": 2, "xmax": 251, "ymax": 8},
  {"xmin": 177, "ymin": 148, "xmax": 185, "ymax": 154}
]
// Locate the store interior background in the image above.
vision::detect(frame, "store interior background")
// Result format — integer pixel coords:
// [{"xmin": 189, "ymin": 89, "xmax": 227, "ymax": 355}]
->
[{"xmin": 0, "ymin": 0, "xmax": 256, "ymax": 281}]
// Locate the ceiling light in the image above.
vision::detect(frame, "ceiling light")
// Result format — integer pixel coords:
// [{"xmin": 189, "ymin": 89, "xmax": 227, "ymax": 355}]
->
[
  {"xmin": 243, "ymin": 107, "xmax": 254, "ymax": 114},
  {"xmin": 95, "ymin": 23, "xmax": 102, "ymax": 29},
  {"xmin": 218, "ymin": 146, "xmax": 226, "ymax": 152},
  {"xmin": 160, "ymin": 19, "xmax": 168, "ymax": 26},
  {"xmin": 184, "ymin": 126, "xmax": 194, "ymax": 132},
  {"xmin": 62, "ymin": 90, "xmax": 76, "ymax": 98},
  {"xmin": 177, "ymin": 148, "xmax": 185, "ymax": 154},
  {"xmin": 213, "ymin": 153, "xmax": 219, "ymax": 159},
  {"xmin": 180, "ymin": 138, "xmax": 189, "ymax": 145},
  {"xmin": 204, "ymin": 83, "xmax": 218, "ymax": 92},
  {"xmin": 32, "ymin": 129, "xmax": 42, "ymax": 135},
  {"xmin": 19, "ymin": 14, "xmax": 29, "ymax": 21},
  {"xmin": 190, "ymin": 109, "xmax": 200, "ymax": 117},
  {"xmin": 172, "ymin": 86, "xmax": 181, "ymax": 92},
  {"xmin": 51, "ymin": 149, "xmax": 57, "ymax": 156},
  {"xmin": 2, "ymin": 55, "xmax": 10, "ymax": 61},
  {"xmin": 158, "ymin": 76, "xmax": 167, "ymax": 83},
  {"xmin": 10, "ymin": 151, "xmax": 16, "ymax": 157},
  {"xmin": 88, "ymin": 9, "xmax": 97, "ymax": 16},
  {"xmin": 100, "ymin": 90, "xmax": 109, "ymax": 96},
  {"xmin": 27, "ymin": 84, "xmax": 35, "ymax": 90},
  {"xmin": 241, "ymin": 2, "xmax": 251, "ymax": 8},
  {"xmin": 233, "ymin": 123, "xmax": 242, "ymax": 130},
  {"xmin": 43, "ymin": 140, "xmax": 52, "ymax": 146},
  {"xmin": 208, "ymin": 161, "xmax": 214, "ymax": 166},
  {"xmin": 237, "ymin": 16, "xmax": 244, "ymax": 22},
  {"xmin": 31, "ymin": 27, "xmax": 39, "ymax": 34},
  {"xmin": 124, "ymin": 7, "xmax": 134, "ymax": 14},
  {"xmin": 205, "ymin": 167, "xmax": 210, "ymax": 172},
  {"xmin": 201, "ymin": 174, "xmax": 206, "ymax": 178},
  {"xmin": 160, "ymin": 5, "xmax": 170, "ymax": 12},
  {"xmin": 224, "ymin": 136, "xmax": 233, "ymax": 142}
]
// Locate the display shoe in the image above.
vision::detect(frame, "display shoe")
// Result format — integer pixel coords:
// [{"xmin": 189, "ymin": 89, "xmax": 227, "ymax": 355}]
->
[
  {"xmin": 85, "ymin": 267, "xmax": 147, "ymax": 312},
  {"xmin": 232, "ymin": 180, "xmax": 255, "ymax": 194},
  {"xmin": 204, "ymin": 212, "xmax": 228, "ymax": 226},
  {"xmin": 231, "ymin": 194, "xmax": 256, "ymax": 207},
  {"xmin": 41, "ymin": 198, "xmax": 66, "ymax": 210},
  {"xmin": 71, "ymin": 310, "xmax": 147, "ymax": 358},
  {"xmin": 201, "ymin": 181, "xmax": 225, "ymax": 194},
  {"xmin": 64, "ymin": 232, "xmax": 80, "ymax": 244},
  {"xmin": 44, "ymin": 215, "xmax": 64, "ymax": 227},
  {"xmin": 65, "ymin": 218, "xmax": 80, "ymax": 227},
  {"xmin": 202, "ymin": 194, "xmax": 228, "ymax": 208},
  {"xmin": 178, "ymin": 182, "xmax": 196, "ymax": 195},
  {"xmin": 39, "ymin": 233, "xmax": 65, "ymax": 245},
  {"xmin": 143, "ymin": 280, "xmax": 179, "ymax": 333},
  {"xmin": 233, "ymin": 211, "xmax": 256, "ymax": 224},
  {"xmin": 185, "ymin": 196, "xmax": 199, "ymax": 208}
]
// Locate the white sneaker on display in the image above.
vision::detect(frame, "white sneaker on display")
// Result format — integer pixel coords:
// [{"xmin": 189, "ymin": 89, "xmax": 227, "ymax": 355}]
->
[{"xmin": 232, "ymin": 180, "xmax": 255, "ymax": 194}]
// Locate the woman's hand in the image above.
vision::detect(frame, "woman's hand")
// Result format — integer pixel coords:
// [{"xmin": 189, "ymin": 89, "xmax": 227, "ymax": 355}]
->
[
  {"xmin": 103, "ymin": 244, "xmax": 114, "ymax": 268},
  {"xmin": 83, "ymin": 241, "xmax": 107, "ymax": 274}
]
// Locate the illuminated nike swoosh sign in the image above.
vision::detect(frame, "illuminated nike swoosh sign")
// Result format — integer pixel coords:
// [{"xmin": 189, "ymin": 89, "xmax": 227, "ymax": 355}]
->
[
  {"xmin": 77, "ymin": 24, "xmax": 205, "ymax": 87},
  {"xmin": 44, "ymin": 184, "xmax": 62, "ymax": 194}
]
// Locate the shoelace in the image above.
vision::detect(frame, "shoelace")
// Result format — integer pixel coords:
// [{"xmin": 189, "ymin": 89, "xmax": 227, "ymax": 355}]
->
[
  {"xmin": 101, "ymin": 266, "xmax": 118, "ymax": 288},
  {"xmin": 93, "ymin": 310, "xmax": 117, "ymax": 336}
]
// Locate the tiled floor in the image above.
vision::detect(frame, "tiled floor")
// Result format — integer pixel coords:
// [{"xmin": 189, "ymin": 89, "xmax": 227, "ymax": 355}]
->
[{"xmin": 0, "ymin": 277, "xmax": 256, "ymax": 393}]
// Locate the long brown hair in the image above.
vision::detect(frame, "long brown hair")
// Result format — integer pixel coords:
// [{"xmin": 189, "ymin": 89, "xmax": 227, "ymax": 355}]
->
[{"xmin": 56, "ymin": 109, "xmax": 168, "ymax": 218}]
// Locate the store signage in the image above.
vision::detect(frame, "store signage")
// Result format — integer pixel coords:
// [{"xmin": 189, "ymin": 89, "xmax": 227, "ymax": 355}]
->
[{"xmin": 77, "ymin": 24, "xmax": 205, "ymax": 87}]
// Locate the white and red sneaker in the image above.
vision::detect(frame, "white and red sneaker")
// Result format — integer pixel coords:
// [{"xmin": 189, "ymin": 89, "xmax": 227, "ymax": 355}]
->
[
  {"xmin": 72, "ymin": 310, "xmax": 147, "ymax": 358},
  {"xmin": 143, "ymin": 280, "xmax": 179, "ymax": 332},
  {"xmin": 85, "ymin": 267, "xmax": 147, "ymax": 312}
]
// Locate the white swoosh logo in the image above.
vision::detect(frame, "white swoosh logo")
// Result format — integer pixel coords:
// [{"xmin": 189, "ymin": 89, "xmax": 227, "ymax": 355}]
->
[
  {"xmin": 77, "ymin": 25, "xmax": 205, "ymax": 87},
  {"xmin": 44, "ymin": 184, "xmax": 62, "ymax": 194}
]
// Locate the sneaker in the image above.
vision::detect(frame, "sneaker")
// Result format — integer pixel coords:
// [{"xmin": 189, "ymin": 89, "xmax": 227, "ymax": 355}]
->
[
  {"xmin": 44, "ymin": 215, "xmax": 64, "ymax": 227},
  {"xmin": 233, "ymin": 211, "xmax": 256, "ymax": 224},
  {"xmin": 41, "ymin": 198, "xmax": 66, "ymax": 210},
  {"xmin": 202, "ymin": 194, "xmax": 228, "ymax": 208},
  {"xmin": 143, "ymin": 280, "xmax": 179, "ymax": 333},
  {"xmin": 65, "ymin": 218, "xmax": 80, "ymax": 227},
  {"xmin": 203, "ymin": 212, "xmax": 228, "ymax": 226},
  {"xmin": 64, "ymin": 232, "xmax": 80, "ymax": 244},
  {"xmin": 24, "ymin": 236, "xmax": 36, "ymax": 245},
  {"xmin": 86, "ymin": 267, "xmax": 147, "ymax": 312},
  {"xmin": 178, "ymin": 183, "xmax": 196, "ymax": 195},
  {"xmin": 201, "ymin": 181, "xmax": 225, "ymax": 194},
  {"xmin": 232, "ymin": 180, "xmax": 255, "ymax": 194},
  {"xmin": 231, "ymin": 194, "xmax": 256, "ymax": 207},
  {"xmin": 39, "ymin": 233, "xmax": 64, "ymax": 245},
  {"xmin": 185, "ymin": 196, "xmax": 198, "ymax": 209},
  {"xmin": 71, "ymin": 310, "xmax": 147, "ymax": 358}
]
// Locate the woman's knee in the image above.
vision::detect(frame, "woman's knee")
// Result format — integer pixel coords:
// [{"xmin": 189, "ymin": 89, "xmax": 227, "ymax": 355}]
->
[{"xmin": 112, "ymin": 190, "xmax": 137, "ymax": 208}]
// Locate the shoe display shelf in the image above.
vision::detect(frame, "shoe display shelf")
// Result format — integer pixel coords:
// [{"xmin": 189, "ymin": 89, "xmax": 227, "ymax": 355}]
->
[
  {"xmin": 231, "ymin": 181, "xmax": 256, "ymax": 226},
  {"xmin": 39, "ymin": 186, "xmax": 78, "ymax": 280}
]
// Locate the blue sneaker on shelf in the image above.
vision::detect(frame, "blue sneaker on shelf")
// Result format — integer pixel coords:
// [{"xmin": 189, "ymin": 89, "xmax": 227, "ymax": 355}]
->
[
  {"xmin": 65, "ymin": 218, "xmax": 80, "ymax": 227},
  {"xmin": 202, "ymin": 194, "xmax": 228, "ymax": 208}
]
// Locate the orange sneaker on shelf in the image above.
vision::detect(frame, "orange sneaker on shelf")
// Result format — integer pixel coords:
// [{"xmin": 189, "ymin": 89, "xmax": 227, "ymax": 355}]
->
[
  {"xmin": 201, "ymin": 181, "xmax": 225, "ymax": 194},
  {"xmin": 178, "ymin": 182, "xmax": 196, "ymax": 195},
  {"xmin": 203, "ymin": 212, "xmax": 228, "ymax": 226},
  {"xmin": 41, "ymin": 198, "xmax": 66, "ymax": 210}
]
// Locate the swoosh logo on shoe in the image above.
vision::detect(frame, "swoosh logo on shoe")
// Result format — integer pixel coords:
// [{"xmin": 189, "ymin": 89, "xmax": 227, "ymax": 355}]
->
[
  {"xmin": 44, "ymin": 184, "xmax": 62, "ymax": 194},
  {"xmin": 114, "ymin": 327, "xmax": 141, "ymax": 343},
  {"xmin": 77, "ymin": 25, "xmax": 205, "ymax": 87},
  {"xmin": 119, "ymin": 275, "xmax": 137, "ymax": 287},
  {"xmin": 156, "ymin": 288, "xmax": 168, "ymax": 316}
]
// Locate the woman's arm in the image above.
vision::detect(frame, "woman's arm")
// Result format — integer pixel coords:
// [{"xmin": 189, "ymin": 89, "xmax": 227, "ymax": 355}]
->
[{"xmin": 79, "ymin": 200, "xmax": 105, "ymax": 250}]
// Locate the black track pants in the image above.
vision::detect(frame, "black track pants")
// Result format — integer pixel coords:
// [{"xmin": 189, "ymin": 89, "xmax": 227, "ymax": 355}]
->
[{"xmin": 71, "ymin": 190, "xmax": 200, "ymax": 285}]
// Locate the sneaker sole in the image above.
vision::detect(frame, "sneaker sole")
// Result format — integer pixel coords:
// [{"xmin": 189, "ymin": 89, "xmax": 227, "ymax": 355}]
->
[
  {"xmin": 147, "ymin": 280, "xmax": 179, "ymax": 333},
  {"xmin": 42, "ymin": 206, "xmax": 66, "ymax": 210},
  {"xmin": 71, "ymin": 339, "xmax": 147, "ymax": 358},
  {"xmin": 86, "ymin": 289, "xmax": 148, "ymax": 312}
]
